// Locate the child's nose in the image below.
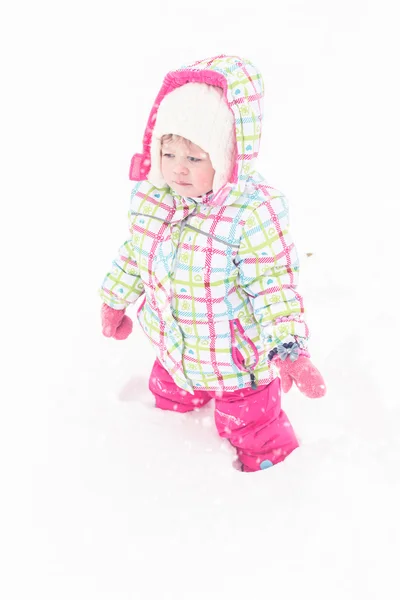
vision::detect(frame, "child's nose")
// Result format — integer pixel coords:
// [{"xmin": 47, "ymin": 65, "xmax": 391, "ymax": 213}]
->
[{"xmin": 173, "ymin": 162, "xmax": 189, "ymax": 175}]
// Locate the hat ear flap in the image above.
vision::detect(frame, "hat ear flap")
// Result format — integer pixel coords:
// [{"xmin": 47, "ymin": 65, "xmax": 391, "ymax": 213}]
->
[{"xmin": 129, "ymin": 153, "xmax": 150, "ymax": 180}]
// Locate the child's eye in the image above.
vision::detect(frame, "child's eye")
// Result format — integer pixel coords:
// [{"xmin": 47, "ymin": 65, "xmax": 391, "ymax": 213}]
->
[
  {"xmin": 162, "ymin": 153, "xmax": 174, "ymax": 158},
  {"xmin": 188, "ymin": 156, "xmax": 201, "ymax": 163}
]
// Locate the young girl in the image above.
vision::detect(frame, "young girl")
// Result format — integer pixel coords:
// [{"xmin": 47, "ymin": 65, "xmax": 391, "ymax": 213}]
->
[{"xmin": 100, "ymin": 55, "xmax": 326, "ymax": 472}]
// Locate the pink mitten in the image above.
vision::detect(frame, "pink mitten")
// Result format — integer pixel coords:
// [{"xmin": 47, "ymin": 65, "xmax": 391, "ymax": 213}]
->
[
  {"xmin": 101, "ymin": 303, "xmax": 133, "ymax": 340},
  {"xmin": 276, "ymin": 355, "xmax": 326, "ymax": 398}
]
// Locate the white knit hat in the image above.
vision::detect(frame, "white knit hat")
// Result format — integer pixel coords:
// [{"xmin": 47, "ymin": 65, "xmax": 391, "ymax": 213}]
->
[{"xmin": 147, "ymin": 82, "xmax": 236, "ymax": 193}]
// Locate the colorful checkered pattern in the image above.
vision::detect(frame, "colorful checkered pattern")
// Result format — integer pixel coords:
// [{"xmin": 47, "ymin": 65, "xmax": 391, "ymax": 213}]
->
[{"xmin": 100, "ymin": 56, "xmax": 309, "ymax": 393}]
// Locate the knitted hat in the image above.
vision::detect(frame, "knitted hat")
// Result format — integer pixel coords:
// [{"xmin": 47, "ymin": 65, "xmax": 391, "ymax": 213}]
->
[{"xmin": 147, "ymin": 82, "xmax": 236, "ymax": 193}]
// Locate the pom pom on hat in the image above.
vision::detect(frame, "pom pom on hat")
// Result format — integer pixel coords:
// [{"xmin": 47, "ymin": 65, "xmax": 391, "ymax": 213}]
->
[{"xmin": 147, "ymin": 83, "xmax": 236, "ymax": 193}]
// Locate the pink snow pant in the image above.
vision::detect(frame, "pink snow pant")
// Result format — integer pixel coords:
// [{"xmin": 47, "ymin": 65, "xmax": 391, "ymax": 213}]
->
[{"xmin": 149, "ymin": 360, "xmax": 299, "ymax": 472}]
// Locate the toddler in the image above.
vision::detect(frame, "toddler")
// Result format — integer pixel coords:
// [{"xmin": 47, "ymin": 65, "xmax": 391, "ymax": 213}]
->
[{"xmin": 100, "ymin": 55, "xmax": 326, "ymax": 472}]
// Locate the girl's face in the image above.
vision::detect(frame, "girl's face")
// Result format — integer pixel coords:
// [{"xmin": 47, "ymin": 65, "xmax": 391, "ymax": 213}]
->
[{"xmin": 161, "ymin": 137, "xmax": 215, "ymax": 197}]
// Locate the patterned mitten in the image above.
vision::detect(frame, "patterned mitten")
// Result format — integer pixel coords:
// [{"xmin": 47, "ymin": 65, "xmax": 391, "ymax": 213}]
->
[{"xmin": 101, "ymin": 304, "xmax": 133, "ymax": 340}]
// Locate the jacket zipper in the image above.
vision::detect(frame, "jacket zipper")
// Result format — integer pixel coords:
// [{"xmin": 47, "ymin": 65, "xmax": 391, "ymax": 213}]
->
[{"xmin": 170, "ymin": 204, "xmax": 202, "ymax": 294}]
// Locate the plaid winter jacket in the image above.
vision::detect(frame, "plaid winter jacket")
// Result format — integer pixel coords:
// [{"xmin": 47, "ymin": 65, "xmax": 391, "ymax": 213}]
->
[{"xmin": 100, "ymin": 55, "xmax": 309, "ymax": 393}]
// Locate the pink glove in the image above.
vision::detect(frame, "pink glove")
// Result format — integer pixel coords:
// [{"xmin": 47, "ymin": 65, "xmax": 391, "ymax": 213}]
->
[
  {"xmin": 101, "ymin": 303, "xmax": 133, "ymax": 340},
  {"xmin": 276, "ymin": 355, "xmax": 327, "ymax": 398}
]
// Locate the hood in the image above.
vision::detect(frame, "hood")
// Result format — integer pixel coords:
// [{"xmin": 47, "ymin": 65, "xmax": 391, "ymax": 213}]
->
[{"xmin": 129, "ymin": 54, "xmax": 265, "ymax": 207}]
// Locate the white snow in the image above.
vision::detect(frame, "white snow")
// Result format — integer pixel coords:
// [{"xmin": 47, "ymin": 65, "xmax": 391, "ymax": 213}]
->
[{"xmin": 2, "ymin": 1, "xmax": 399, "ymax": 599}]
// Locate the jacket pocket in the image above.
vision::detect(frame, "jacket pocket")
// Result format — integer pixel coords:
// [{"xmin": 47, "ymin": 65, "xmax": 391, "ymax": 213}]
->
[
  {"xmin": 137, "ymin": 296, "xmax": 146, "ymax": 315},
  {"xmin": 229, "ymin": 318, "xmax": 260, "ymax": 389}
]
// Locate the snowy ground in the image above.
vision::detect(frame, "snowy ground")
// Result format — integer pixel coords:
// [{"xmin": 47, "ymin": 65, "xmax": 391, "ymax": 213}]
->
[{"xmin": 2, "ymin": 1, "xmax": 399, "ymax": 599}]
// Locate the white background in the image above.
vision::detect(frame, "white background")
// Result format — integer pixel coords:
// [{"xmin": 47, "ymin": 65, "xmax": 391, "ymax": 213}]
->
[{"xmin": 1, "ymin": 1, "xmax": 399, "ymax": 598}]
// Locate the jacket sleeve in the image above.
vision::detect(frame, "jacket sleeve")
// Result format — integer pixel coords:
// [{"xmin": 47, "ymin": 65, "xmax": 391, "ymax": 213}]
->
[
  {"xmin": 235, "ymin": 194, "xmax": 309, "ymax": 352},
  {"xmin": 99, "ymin": 236, "xmax": 144, "ymax": 310}
]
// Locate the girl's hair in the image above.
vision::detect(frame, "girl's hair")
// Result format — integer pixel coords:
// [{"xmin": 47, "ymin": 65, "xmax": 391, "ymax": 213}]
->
[{"xmin": 160, "ymin": 134, "xmax": 192, "ymax": 147}]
